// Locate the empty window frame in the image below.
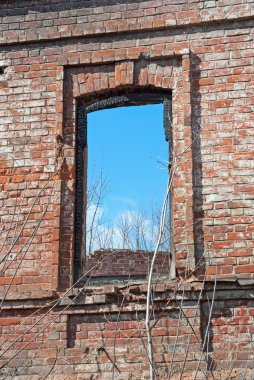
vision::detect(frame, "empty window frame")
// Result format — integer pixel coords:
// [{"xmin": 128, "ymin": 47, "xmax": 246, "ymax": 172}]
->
[{"xmin": 74, "ymin": 92, "xmax": 174, "ymax": 282}]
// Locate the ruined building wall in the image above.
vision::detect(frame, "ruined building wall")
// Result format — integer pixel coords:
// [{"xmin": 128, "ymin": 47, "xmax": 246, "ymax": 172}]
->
[{"xmin": 0, "ymin": 1, "xmax": 254, "ymax": 379}]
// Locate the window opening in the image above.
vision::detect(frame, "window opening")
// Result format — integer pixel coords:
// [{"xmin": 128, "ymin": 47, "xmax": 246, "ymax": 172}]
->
[{"xmin": 75, "ymin": 93, "xmax": 174, "ymax": 284}]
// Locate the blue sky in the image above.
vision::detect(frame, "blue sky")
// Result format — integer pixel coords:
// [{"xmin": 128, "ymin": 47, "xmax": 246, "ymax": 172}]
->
[{"xmin": 87, "ymin": 104, "xmax": 168, "ymax": 223}]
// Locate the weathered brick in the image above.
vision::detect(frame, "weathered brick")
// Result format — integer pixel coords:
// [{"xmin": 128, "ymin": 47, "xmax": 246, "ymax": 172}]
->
[{"xmin": 0, "ymin": 1, "xmax": 253, "ymax": 379}]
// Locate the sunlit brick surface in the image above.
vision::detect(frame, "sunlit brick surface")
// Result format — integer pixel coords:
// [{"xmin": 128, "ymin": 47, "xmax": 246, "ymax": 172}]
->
[{"xmin": 0, "ymin": 0, "xmax": 254, "ymax": 378}]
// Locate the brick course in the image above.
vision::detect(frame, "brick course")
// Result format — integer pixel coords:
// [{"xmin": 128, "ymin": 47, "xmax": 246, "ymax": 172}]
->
[{"xmin": 0, "ymin": 0, "xmax": 254, "ymax": 378}]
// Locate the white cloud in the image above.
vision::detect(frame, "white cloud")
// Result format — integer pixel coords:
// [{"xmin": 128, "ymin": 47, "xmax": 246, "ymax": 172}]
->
[
  {"xmin": 112, "ymin": 196, "xmax": 137, "ymax": 208},
  {"xmin": 86, "ymin": 203, "xmax": 170, "ymax": 254}
]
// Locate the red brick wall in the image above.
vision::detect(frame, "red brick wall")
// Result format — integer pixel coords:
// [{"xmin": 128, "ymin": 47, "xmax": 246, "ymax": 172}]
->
[
  {"xmin": 0, "ymin": 283, "xmax": 254, "ymax": 379},
  {"xmin": 0, "ymin": 0, "xmax": 254, "ymax": 378},
  {"xmin": 0, "ymin": 0, "xmax": 254, "ymax": 294},
  {"xmin": 85, "ymin": 250, "xmax": 170, "ymax": 278}
]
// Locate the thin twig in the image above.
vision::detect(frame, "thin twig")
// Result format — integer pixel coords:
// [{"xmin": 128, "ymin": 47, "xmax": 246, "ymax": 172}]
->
[
  {"xmin": 0, "ymin": 250, "xmax": 124, "ymax": 375},
  {"xmin": 193, "ymin": 266, "xmax": 217, "ymax": 380},
  {"xmin": 145, "ymin": 155, "xmax": 177, "ymax": 380},
  {"xmin": 0, "ymin": 185, "xmax": 55, "ymax": 309},
  {"xmin": 167, "ymin": 281, "xmax": 186, "ymax": 378},
  {"xmin": 0, "ymin": 170, "xmax": 59, "ymax": 267}
]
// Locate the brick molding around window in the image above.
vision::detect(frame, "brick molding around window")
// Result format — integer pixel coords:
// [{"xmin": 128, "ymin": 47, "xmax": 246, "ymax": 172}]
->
[{"xmin": 58, "ymin": 51, "xmax": 196, "ymax": 289}]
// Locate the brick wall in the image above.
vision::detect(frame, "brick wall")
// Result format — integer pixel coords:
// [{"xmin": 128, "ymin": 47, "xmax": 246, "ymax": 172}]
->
[
  {"xmin": 85, "ymin": 250, "xmax": 170, "ymax": 278},
  {"xmin": 0, "ymin": 0, "xmax": 254, "ymax": 378}
]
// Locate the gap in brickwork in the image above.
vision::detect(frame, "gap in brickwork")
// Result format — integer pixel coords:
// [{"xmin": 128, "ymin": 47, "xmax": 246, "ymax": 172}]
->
[
  {"xmin": 0, "ymin": 66, "xmax": 6, "ymax": 75},
  {"xmin": 84, "ymin": 103, "xmax": 171, "ymax": 280}
]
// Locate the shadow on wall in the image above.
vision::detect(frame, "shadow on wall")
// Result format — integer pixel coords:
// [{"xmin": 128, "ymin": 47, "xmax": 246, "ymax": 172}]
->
[
  {"xmin": 191, "ymin": 53, "xmax": 206, "ymax": 275},
  {"xmin": 200, "ymin": 296, "xmax": 234, "ymax": 372},
  {"xmin": 66, "ymin": 309, "xmax": 181, "ymax": 349}
]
